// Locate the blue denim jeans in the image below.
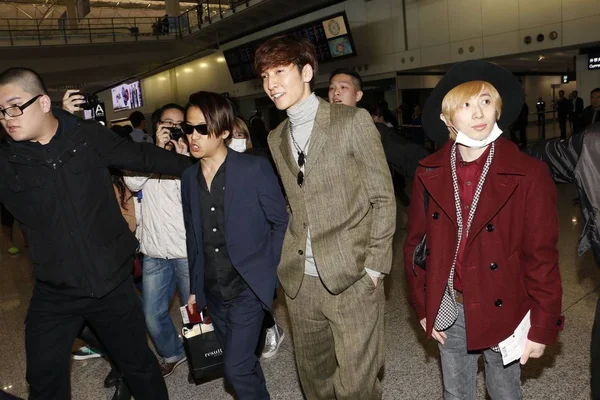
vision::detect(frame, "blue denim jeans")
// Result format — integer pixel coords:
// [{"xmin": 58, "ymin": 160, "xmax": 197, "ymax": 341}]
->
[
  {"xmin": 142, "ymin": 256, "xmax": 190, "ymax": 363},
  {"xmin": 438, "ymin": 304, "xmax": 521, "ymax": 400}
]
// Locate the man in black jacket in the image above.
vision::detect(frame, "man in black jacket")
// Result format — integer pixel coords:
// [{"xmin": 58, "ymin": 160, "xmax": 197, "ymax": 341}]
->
[{"xmin": 0, "ymin": 68, "xmax": 192, "ymax": 399}]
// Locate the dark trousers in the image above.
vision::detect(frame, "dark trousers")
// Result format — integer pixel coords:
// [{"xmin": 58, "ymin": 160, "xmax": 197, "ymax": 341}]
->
[
  {"xmin": 558, "ymin": 115, "xmax": 568, "ymax": 139},
  {"xmin": 537, "ymin": 113, "xmax": 546, "ymax": 138},
  {"xmin": 510, "ymin": 126, "xmax": 527, "ymax": 147},
  {"xmin": 593, "ymin": 296, "xmax": 600, "ymax": 400},
  {"xmin": 25, "ymin": 276, "xmax": 167, "ymax": 400},
  {"xmin": 207, "ymin": 288, "xmax": 269, "ymax": 400}
]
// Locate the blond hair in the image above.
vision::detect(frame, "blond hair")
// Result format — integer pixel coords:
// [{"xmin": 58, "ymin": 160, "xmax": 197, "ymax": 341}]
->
[
  {"xmin": 441, "ymin": 81, "xmax": 502, "ymax": 139},
  {"xmin": 228, "ymin": 117, "xmax": 253, "ymax": 149}
]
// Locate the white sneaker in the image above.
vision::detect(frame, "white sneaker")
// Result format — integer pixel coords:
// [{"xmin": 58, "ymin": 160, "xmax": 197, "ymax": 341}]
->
[{"xmin": 261, "ymin": 325, "xmax": 284, "ymax": 359}]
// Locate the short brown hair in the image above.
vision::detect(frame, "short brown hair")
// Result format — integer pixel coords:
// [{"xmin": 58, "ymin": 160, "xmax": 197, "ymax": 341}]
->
[
  {"xmin": 441, "ymin": 80, "xmax": 502, "ymax": 139},
  {"xmin": 254, "ymin": 35, "xmax": 318, "ymax": 80},
  {"xmin": 186, "ymin": 91, "xmax": 234, "ymax": 138}
]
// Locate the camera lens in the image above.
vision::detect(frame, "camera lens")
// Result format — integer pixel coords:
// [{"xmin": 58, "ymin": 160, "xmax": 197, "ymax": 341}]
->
[{"xmin": 167, "ymin": 126, "xmax": 184, "ymax": 141}]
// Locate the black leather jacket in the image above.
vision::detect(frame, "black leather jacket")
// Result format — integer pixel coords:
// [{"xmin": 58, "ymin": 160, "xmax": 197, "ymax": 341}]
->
[{"xmin": 527, "ymin": 122, "xmax": 600, "ymax": 264}]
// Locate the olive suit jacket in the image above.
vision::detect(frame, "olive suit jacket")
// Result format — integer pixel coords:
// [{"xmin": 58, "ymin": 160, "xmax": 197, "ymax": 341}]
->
[{"xmin": 268, "ymin": 98, "xmax": 396, "ymax": 298}]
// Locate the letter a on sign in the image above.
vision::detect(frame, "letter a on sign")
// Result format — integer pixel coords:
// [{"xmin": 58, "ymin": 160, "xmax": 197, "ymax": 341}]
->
[{"xmin": 95, "ymin": 104, "xmax": 105, "ymax": 116}]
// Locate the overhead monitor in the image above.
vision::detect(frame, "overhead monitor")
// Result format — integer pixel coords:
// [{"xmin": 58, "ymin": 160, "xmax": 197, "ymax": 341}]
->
[
  {"xmin": 111, "ymin": 81, "xmax": 143, "ymax": 112},
  {"xmin": 223, "ymin": 12, "xmax": 357, "ymax": 84}
]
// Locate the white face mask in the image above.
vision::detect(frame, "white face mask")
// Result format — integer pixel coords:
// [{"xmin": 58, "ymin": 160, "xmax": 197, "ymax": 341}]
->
[
  {"xmin": 228, "ymin": 138, "xmax": 247, "ymax": 153},
  {"xmin": 454, "ymin": 122, "xmax": 503, "ymax": 149}
]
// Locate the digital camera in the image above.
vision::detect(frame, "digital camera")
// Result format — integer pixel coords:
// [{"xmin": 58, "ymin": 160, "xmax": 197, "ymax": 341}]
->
[
  {"xmin": 167, "ymin": 126, "xmax": 185, "ymax": 141},
  {"xmin": 70, "ymin": 92, "xmax": 100, "ymax": 111}
]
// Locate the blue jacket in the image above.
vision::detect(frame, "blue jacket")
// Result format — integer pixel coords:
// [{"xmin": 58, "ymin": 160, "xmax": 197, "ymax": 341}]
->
[{"xmin": 181, "ymin": 149, "xmax": 288, "ymax": 309}]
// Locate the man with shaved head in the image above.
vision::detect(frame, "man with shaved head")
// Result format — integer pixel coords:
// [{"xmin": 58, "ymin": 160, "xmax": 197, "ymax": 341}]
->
[
  {"xmin": 0, "ymin": 67, "xmax": 193, "ymax": 399},
  {"xmin": 328, "ymin": 68, "xmax": 364, "ymax": 107}
]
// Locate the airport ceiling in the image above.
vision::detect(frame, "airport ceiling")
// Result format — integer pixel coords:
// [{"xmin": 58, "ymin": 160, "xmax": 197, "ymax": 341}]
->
[
  {"xmin": 0, "ymin": 0, "xmax": 592, "ymax": 98},
  {"xmin": 1, "ymin": 0, "xmax": 200, "ymax": 17},
  {"xmin": 0, "ymin": 0, "xmax": 345, "ymax": 96}
]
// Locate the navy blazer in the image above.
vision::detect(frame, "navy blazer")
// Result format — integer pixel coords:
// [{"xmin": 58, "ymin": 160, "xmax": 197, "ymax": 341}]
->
[{"xmin": 181, "ymin": 149, "xmax": 288, "ymax": 310}]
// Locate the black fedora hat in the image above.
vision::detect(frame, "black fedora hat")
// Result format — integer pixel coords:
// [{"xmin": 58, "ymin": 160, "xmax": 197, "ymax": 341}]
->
[{"xmin": 422, "ymin": 60, "xmax": 524, "ymax": 143}]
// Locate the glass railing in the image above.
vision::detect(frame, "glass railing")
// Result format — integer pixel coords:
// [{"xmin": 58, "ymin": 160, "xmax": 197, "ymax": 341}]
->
[{"xmin": 0, "ymin": 0, "xmax": 255, "ymax": 47}]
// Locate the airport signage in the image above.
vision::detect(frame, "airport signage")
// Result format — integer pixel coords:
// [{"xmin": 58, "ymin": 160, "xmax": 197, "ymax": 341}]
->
[{"xmin": 589, "ymin": 54, "xmax": 600, "ymax": 70}]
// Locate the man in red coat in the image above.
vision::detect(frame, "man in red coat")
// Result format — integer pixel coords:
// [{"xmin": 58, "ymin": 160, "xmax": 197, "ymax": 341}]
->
[{"xmin": 404, "ymin": 60, "xmax": 564, "ymax": 399}]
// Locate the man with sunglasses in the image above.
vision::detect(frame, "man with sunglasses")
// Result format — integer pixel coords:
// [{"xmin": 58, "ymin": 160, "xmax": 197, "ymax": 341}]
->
[
  {"xmin": 182, "ymin": 91, "xmax": 288, "ymax": 399},
  {"xmin": 255, "ymin": 36, "xmax": 396, "ymax": 399},
  {"xmin": 0, "ymin": 67, "xmax": 192, "ymax": 399}
]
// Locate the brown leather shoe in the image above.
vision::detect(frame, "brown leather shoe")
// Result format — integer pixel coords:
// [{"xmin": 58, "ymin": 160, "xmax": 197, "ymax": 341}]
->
[{"xmin": 159, "ymin": 357, "xmax": 187, "ymax": 378}]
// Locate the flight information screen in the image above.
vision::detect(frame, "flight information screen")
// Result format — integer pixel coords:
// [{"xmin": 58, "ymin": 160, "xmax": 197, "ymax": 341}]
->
[{"xmin": 224, "ymin": 13, "xmax": 357, "ymax": 83}]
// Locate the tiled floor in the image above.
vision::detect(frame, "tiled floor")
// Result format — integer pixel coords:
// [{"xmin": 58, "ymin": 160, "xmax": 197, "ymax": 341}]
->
[{"xmin": 0, "ymin": 127, "xmax": 597, "ymax": 399}]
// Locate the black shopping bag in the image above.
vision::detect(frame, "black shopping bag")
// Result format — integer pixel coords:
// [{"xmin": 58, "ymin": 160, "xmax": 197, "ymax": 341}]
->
[{"xmin": 182, "ymin": 323, "xmax": 224, "ymax": 380}]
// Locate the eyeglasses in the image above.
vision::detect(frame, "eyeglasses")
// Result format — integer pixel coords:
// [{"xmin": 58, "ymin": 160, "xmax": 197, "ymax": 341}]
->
[
  {"xmin": 159, "ymin": 120, "xmax": 182, "ymax": 128},
  {"xmin": 182, "ymin": 123, "xmax": 209, "ymax": 136},
  {"xmin": 297, "ymin": 151, "xmax": 305, "ymax": 187},
  {"xmin": 0, "ymin": 95, "xmax": 42, "ymax": 120}
]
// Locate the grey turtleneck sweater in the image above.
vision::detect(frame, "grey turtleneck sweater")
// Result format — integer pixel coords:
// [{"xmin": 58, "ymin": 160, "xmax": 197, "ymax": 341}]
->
[{"xmin": 287, "ymin": 93, "xmax": 320, "ymax": 276}]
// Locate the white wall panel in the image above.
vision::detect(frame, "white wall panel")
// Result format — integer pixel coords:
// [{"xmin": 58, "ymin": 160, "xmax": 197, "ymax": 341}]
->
[
  {"xmin": 395, "ymin": 49, "xmax": 422, "ymax": 70},
  {"xmin": 421, "ymin": 43, "xmax": 451, "ymax": 67},
  {"xmin": 418, "ymin": 0, "xmax": 450, "ymax": 47},
  {"xmin": 448, "ymin": 0, "xmax": 483, "ymax": 42},
  {"xmin": 481, "ymin": 0, "xmax": 519, "ymax": 36},
  {"xmin": 562, "ymin": 0, "xmax": 600, "ymax": 21},
  {"xmin": 482, "ymin": 31, "xmax": 521, "ymax": 58},
  {"xmin": 563, "ymin": 14, "xmax": 600, "ymax": 46},
  {"xmin": 518, "ymin": 0, "xmax": 561, "ymax": 29},
  {"xmin": 405, "ymin": 0, "xmax": 421, "ymax": 49},
  {"xmin": 450, "ymin": 38, "xmax": 484, "ymax": 62},
  {"xmin": 367, "ymin": 0, "xmax": 392, "ymax": 20},
  {"xmin": 391, "ymin": 0, "xmax": 407, "ymax": 53}
]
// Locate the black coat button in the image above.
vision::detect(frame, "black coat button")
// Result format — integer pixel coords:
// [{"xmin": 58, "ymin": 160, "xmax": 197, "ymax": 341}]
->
[
  {"xmin": 298, "ymin": 250, "xmax": 304, "ymax": 255},
  {"xmin": 490, "ymin": 262, "xmax": 498, "ymax": 271},
  {"xmin": 557, "ymin": 319, "xmax": 562, "ymax": 326},
  {"xmin": 494, "ymin": 299, "xmax": 503, "ymax": 307},
  {"xmin": 432, "ymin": 212, "xmax": 439, "ymax": 220},
  {"xmin": 425, "ymin": 249, "xmax": 431, "ymax": 256},
  {"xmin": 486, "ymin": 224, "xmax": 495, "ymax": 232}
]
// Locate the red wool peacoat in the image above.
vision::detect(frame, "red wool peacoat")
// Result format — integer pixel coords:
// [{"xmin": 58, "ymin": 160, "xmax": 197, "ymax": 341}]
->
[{"xmin": 404, "ymin": 138, "xmax": 565, "ymax": 351}]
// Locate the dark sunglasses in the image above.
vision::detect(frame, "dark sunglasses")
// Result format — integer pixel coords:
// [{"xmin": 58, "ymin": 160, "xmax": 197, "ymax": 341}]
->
[
  {"xmin": 182, "ymin": 123, "xmax": 209, "ymax": 136},
  {"xmin": 297, "ymin": 151, "xmax": 305, "ymax": 187}
]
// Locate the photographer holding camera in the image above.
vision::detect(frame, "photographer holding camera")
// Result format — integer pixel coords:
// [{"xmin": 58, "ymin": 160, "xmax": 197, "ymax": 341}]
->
[
  {"xmin": 124, "ymin": 103, "xmax": 192, "ymax": 378},
  {"xmin": 62, "ymin": 89, "xmax": 98, "ymax": 112}
]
